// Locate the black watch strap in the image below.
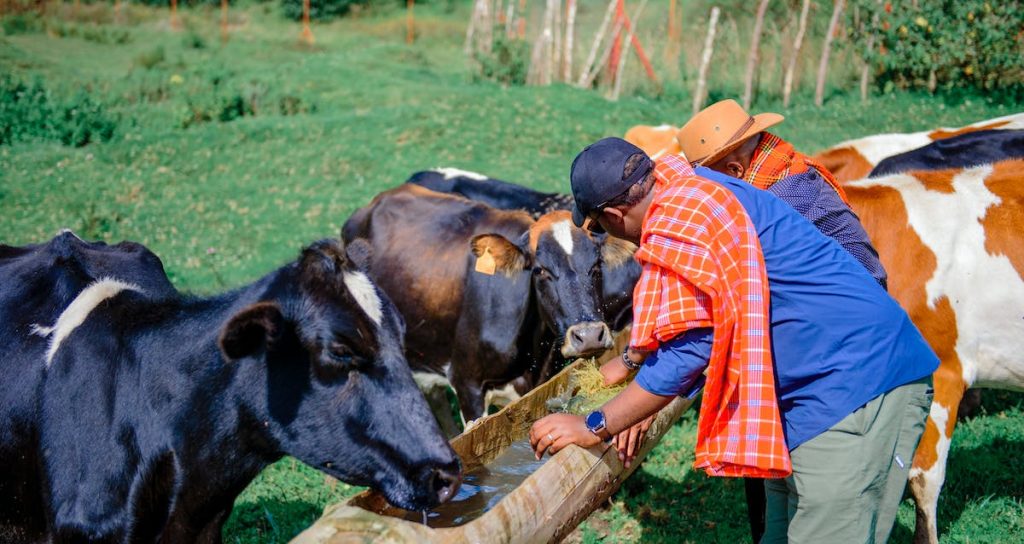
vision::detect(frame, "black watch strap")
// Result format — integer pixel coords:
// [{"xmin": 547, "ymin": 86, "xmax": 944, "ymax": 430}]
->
[{"xmin": 621, "ymin": 347, "xmax": 641, "ymax": 371}]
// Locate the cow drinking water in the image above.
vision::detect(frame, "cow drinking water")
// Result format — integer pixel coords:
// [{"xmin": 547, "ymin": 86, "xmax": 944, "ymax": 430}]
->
[{"xmin": 0, "ymin": 234, "xmax": 460, "ymax": 543}]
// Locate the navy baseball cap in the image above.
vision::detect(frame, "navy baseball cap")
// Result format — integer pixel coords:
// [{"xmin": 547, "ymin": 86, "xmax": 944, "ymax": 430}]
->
[{"xmin": 569, "ymin": 137, "xmax": 653, "ymax": 230}]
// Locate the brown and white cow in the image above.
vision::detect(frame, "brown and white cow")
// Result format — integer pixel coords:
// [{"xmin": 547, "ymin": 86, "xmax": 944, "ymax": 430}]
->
[
  {"xmin": 623, "ymin": 124, "xmax": 681, "ymax": 160},
  {"xmin": 342, "ymin": 184, "xmax": 614, "ymax": 426},
  {"xmin": 844, "ymin": 160, "xmax": 1024, "ymax": 544},
  {"xmin": 814, "ymin": 113, "xmax": 1024, "ymax": 183}
]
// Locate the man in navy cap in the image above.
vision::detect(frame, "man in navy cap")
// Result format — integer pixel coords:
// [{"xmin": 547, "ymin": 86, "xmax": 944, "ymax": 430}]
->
[{"xmin": 530, "ymin": 137, "xmax": 937, "ymax": 543}]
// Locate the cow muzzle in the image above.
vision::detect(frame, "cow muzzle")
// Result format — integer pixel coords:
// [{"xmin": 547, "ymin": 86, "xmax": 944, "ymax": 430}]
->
[{"xmin": 561, "ymin": 321, "xmax": 613, "ymax": 358}]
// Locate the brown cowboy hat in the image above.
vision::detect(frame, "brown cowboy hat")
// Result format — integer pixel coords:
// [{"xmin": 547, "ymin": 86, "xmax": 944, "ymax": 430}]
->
[{"xmin": 676, "ymin": 99, "xmax": 784, "ymax": 166}]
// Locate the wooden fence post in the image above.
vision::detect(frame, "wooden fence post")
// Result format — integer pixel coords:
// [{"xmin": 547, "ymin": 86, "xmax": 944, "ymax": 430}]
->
[
  {"xmin": 300, "ymin": 0, "xmax": 315, "ymax": 44},
  {"xmin": 693, "ymin": 6, "xmax": 720, "ymax": 114},
  {"xmin": 610, "ymin": 0, "xmax": 647, "ymax": 100},
  {"xmin": 815, "ymin": 0, "xmax": 844, "ymax": 106},
  {"xmin": 169, "ymin": 0, "xmax": 181, "ymax": 30},
  {"xmin": 782, "ymin": 0, "xmax": 811, "ymax": 108},
  {"xmin": 551, "ymin": 0, "xmax": 562, "ymax": 83},
  {"xmin": 406, "ymin": 0, "xmax": 415, "ymax": 44},
  {"xmin": 221, "ymin": 0, "xmax": 229, "ymax": 43},
  {"xmin": 860, "ymin": 0, "xmax": 881, "ymax": 101},
  {"xmin": 563, "ymin": 0, "xmax": 577, "ymax": 83},
  {"xmin": 742, "ymin": 0, "xmax": 771, "ymax": 110},
  {"xmin": 577, "ymin": 0, "xmax": 618, "ymax": 87}
]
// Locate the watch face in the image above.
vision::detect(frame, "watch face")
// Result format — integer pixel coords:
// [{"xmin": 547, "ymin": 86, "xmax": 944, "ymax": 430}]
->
[{"xmin": 586, "ymin": 410, "xmax": 605, "ymax": 431}]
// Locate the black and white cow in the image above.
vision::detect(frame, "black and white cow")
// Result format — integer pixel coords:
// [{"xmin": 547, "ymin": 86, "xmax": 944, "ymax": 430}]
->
[{"xmin": 0, "ymin": 233, "xmax": 460, "ymax": 543}]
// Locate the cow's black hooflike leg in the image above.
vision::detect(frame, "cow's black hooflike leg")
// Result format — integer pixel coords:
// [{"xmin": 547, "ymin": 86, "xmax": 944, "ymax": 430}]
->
[{"xmin": 450, "ymin": 374, "xmax": 486, "ymax": 423}]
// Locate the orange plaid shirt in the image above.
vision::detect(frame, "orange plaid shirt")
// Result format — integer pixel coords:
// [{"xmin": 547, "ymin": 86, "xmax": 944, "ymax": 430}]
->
[
  {"xmin": 629, "ymin": 155, "xmax": 792, "ymax": 478},
  {"xmin": 746, "ymin": 132, "xmax": 849, "ymax": 204}
]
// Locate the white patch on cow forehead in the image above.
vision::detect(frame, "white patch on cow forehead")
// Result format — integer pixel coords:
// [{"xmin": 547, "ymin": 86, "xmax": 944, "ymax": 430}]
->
[
  {"xmin": 34, "ymin": 278, "xmax": 141, "ymax": 367},
  {"xmin": 551, "ymin": 220, "xmax": 574, "ymax": 255},
  {"xmin": 433, "ymin": 167, "xmax": 488, "ymax": 181},
  {"xmin": 342, "ymin": 271, "xmax": 383, "ymax": 327}
]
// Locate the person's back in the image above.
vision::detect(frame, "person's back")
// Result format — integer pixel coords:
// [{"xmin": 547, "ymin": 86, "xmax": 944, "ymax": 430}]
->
[{"xmin": 696, "ymin": 166, "xmax": 935, "ymax": 446}]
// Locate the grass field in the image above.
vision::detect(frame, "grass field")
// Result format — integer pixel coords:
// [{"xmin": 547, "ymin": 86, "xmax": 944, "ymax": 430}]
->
[{"xmin": 1, "ymin": 2, "xmax": 1022, "ymax": 542}]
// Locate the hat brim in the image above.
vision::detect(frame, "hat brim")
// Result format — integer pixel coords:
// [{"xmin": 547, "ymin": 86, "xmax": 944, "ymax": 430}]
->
[
  {"xmin": 571, "ymin": 206, "xmax": 587, "ymax": 228},
  {"xmin": 572, "ymin": 206, "xmax": 606, "ymax": 233},
  {"xmin": 694, "ymin": 112, "xmax": 785, "ymax": 167}
]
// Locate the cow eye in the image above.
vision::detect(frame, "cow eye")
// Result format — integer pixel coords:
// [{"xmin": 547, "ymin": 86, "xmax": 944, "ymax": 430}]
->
[
  {"xmin": 533, "ymin": 267, "xmax": 552, "ymax": 280},
  {"xmin": 326, "ymin": 343, "xmax": 359, "ymax": 368}
]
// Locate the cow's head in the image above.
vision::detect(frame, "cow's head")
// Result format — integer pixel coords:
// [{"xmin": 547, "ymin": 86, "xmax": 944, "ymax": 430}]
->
[
  {"xmin": 470, "ymin": 211, "xmax": 613, "ymax": 359},
  {"xmin": 218, "ymin": 239, "xmax": 461, "ymax": 511}
]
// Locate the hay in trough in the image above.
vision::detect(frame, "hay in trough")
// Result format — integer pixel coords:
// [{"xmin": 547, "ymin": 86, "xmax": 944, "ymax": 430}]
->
[{"xmin": 547, "ymin": 358, "xmax": 637, "ymax": 415}]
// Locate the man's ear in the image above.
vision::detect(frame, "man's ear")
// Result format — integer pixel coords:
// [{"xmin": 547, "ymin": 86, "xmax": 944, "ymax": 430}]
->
[
  {"xmin": 470, "ymin": 234, "xmax": 529, "ymax": 276},
  {"xmin": 218, "ymin": 302, "xmax": 284, "ymax": 361},
  {"xmin": 724, "ymin": 160, "xmax": 746, "ymax": 179}
]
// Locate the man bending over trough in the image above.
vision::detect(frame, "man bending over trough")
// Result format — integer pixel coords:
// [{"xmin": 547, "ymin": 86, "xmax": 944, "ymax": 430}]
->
[{"xmin": 530, "ymin": 137, "xmax": 937, "ymax": 543}]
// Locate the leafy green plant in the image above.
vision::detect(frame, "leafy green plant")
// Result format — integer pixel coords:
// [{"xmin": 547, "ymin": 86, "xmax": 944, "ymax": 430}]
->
[
  {"xmin": 0, "ymin": 12, "xmax": 44, "ymax": 35},
  {"xmin": 850, "ymin": 0, "xmax": 1024, "ymax": 97},
  {"xmin": 474, "ymin": 32, "xmax": 530, "ymax": 87},
  {"xmin": 0, "ymin": 75, "xmax": 117, "ymax": 147},
  {"xmin": 133, "ymin": 45, "xmax": 166, "ymax": 70}
]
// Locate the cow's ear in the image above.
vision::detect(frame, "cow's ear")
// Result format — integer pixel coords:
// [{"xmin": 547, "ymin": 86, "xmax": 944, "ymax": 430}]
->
[
  {"xmin": 219, "ymin": 302, "xmax": 284, "ymax": 361},
  {"xmin": 471, "ymin": 234, "xmax": 528, "ymax": 276},
  {"xmin": 344, "ymin": 238, "xmax": 373, "ymax": 272},
  {"xmin": 601, "ymin": 237, "xmax": 638, "ymax": 268},
  {"xmin": 299, "ymin": 239, "xmax": 347, "ymax": 285}
]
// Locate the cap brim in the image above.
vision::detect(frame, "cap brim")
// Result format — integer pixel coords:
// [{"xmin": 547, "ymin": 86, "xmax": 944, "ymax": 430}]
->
[
  {"xmin": 571, "ymin": 206, "xmax": 586, "ymax": 228},
  {"xmin": 696, "ymin": 112, "xmax": 785, "ymax": 167}
]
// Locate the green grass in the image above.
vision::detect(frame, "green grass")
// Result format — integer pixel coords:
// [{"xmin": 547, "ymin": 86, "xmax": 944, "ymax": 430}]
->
[{"xmin": 1, "ymin": 2, "xmax": 1021, "ymax": 543}]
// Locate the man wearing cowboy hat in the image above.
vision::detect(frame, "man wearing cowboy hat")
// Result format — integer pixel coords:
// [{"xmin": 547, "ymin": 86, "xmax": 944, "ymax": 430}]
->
[
  {"xmin": 677, "ymin": 99, "xmax": 887, "ymax": 289},
  {"xmin": 529, "ymin": 137, "xmax": 936, "ymax": 543},
  {"xmin": 679, "ymin": 99, "xmax": 890, "ymax": 541}
]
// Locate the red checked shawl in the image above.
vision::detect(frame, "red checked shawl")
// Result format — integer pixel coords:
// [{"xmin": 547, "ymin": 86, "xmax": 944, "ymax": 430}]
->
[
  {"xmin": 629, "ymin": 154, "xmax": 792, "ymax": 478},
  {"xmin": 745, "ymin": 132, "xmax": 849, "ymax": 204}
]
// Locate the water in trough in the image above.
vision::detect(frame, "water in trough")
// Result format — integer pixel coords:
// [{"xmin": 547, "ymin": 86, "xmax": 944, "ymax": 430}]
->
[{"xmin": 395, "ymin": 439, "xmax": 547, "ymax": 528}]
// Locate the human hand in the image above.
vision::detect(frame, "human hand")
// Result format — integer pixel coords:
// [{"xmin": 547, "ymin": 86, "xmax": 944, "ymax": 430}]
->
[
  {"xmin": 600, "ymin": 358, "xmax": 631, "ymax": 386},
  {"xmin": 612, "ymin": 413, "xmax": 655, "ymax": 469},
  {"xmin": 529, "ymin": 413, "xmax": 601, "ymax": 460}
]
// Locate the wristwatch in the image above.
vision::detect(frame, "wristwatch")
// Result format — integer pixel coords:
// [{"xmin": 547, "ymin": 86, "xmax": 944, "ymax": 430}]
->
[
  {"xmin": 586, "ymin": 410, "xmax": 611, "ymax": 441},
  {"xmin": 621, "ymin": 347, "xmax": 641, "ymax": 371}
]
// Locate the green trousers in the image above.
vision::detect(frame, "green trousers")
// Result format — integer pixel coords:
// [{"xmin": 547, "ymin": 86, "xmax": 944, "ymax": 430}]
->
[{"xmin": 761, "ymin": 377, "xmax": 933, "ymax": 544}]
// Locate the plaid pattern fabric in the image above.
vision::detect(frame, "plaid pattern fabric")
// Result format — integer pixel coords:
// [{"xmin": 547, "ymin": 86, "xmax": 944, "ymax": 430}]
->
[
  {"xmin": 630, "ymin": 154, "xmax": 792, "ymax": 478},
  {"xmin": 746, "ymin": 133, "xmax": 849, "ymax": 204}
]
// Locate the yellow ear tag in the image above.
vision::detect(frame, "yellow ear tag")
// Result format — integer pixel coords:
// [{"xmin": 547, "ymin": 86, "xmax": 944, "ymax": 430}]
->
[{"xmin": 475, "ymin": 247, "xmax": 497, "ymax": 275}]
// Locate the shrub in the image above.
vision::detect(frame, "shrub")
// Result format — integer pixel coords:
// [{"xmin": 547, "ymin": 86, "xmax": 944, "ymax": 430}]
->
[
  {"xmin": 279, "ymin": 0, "xmax": 425, "ymax": 21},
  {"xmin": 850, "ymin": 0, "xmax": 1024, "ymax": 97},
  {"xmin": 474, "ymin": 32, "xmax": 529, "ymax": 87},
  {"xmin": 178, "ymin": 75, "xmax": 316, "ymax": 128},
  {"xmin": 1, "ymin": 12, "xmax": 44, "ymax": 35},
  {"xmin": 0, "ymin": 75, "xmax": 118, "ymax": 147},
  {"xmin": 133, "ymin": 46, "xmax": 166, "ymax": 71}
]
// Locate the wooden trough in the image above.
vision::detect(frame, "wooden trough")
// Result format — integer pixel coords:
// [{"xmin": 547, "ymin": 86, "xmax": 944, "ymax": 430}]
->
[{"xmin": 291, "ymin": 333, "xmax": 695, "ymax": 544}]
